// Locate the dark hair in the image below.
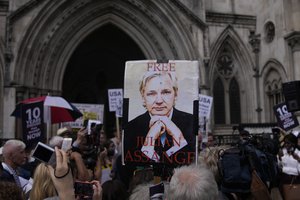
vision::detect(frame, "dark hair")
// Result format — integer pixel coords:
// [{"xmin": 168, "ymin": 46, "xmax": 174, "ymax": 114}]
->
[
  {"xmin": 239, "ymin": 130, "xmax": 250, "ymax": 136},
  {"xmin": 284, "ymin": 133, "xmax": 297, "ymax": 146},
  {"xmin": 104, "ymin": 139, "xmax": 115, "ymax": 149},
  {"xmin": 102, "ymin": 180, "xmax": 129, "ymax": 200},
  {"xmin": 0, "ymin": 181, "xmax": 25, "ymax": 200}
]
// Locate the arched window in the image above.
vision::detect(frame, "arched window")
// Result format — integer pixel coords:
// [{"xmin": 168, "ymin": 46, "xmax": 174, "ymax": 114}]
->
[
  {"xmin": 213, "ymin": 49, "xmax": 241, "ymax": 125},
  {"xmin": 213, "ymin": 78, "xmax": 225, "ymax": 124},
  {"xmin": 264, "ymin": 68, "xmax": 283, "ymax": 122},
  {"xmin": 229, "ymin": 78, "xmax": 241, "ymax": 123}
]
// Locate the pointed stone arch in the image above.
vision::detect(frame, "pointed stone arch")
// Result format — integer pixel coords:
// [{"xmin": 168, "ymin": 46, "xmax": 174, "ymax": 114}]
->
[
  {"xmin": 209, "ymin": 25, "xmax": 254, "ymax": 84},
  {"xmin": 261, "ymin": 59, "xmax": 287, "ymax": 122},
  {"xmin": 13, "ymin": 0, "xmax": 201, "ymax": 95},
  {"xmin": 209, "ymin": 25, "xmax": 255, "ymax": 123}
]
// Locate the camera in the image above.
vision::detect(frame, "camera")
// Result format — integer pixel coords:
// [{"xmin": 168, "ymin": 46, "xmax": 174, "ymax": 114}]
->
[
  {"xmin": 74, "ymin": 181, "xmax": 94, "ymax": 197},
  {"xmin": 61, "ymin": 138, "xmax": 72, "ymax": 152},
  {"xmin": 80, "ymin": 119, "xmax": 103, "ymax": 170},
  {"xmin": 83, "ymin": 119, "xmax": 102, "ymax": 135},
  {"xmin": 32, "ymin": 142, "xmax": 55, "ymax": 165}
]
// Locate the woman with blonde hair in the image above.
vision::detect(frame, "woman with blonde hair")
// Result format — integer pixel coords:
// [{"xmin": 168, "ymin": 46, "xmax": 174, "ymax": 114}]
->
[
  {"xmin": 29, "ymin": 163, "xmax": 57, "ymax": 200},
  {"xmin": 198, "ymin": 145, "xmax": 231, "ymax": 184}
]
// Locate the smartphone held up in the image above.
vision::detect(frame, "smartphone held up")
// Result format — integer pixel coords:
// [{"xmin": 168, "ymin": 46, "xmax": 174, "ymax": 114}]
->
[
  {"xmin": 32, "ymin": 142, "xmax": 55, "ymax": 164},
  {"xmin": 74, "ymin": 181, "xmax": 94, "ymax": 198}
]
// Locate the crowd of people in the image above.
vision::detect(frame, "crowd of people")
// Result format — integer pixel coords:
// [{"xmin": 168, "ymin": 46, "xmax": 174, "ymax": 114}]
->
[
  {"xmin": 0, "ymin": 68, "xmax": 300, "ymax": 199},
  {"xmin": 0, "ymin": 125, "xmax": 217, "ymax": 200},
  {"xmin": 1, "ymin": 124, "xmax": 300, "ymax": 200}
]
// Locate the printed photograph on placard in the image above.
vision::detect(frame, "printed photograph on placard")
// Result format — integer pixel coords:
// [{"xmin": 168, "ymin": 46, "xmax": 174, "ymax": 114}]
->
[{"xmin": 123, "ymin": 60, "xmax": 199, "ymax": 166}]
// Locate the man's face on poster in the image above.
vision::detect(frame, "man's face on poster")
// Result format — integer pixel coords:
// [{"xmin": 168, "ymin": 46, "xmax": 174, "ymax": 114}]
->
[{"xmin": 142, "ymin": 74, "xmax": 177, "ymax": 116}]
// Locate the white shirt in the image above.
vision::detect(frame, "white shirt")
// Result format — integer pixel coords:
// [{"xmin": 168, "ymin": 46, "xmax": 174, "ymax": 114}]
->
[
  {"xmin": 2, "ymin": 162, "xmax": 32, "ymax": 193},
  {"xmin": 279, "ymin": 148, "xmax": 300, "ymax": 176}
]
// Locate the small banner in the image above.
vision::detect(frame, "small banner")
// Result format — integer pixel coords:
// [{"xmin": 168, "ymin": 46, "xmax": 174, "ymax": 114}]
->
[
  {"xmin": 108, "ymin": 89, "xmax": 123, "ymax": 112},
  {"xmin": 199, "ymin": 94, "xmax": 213, "ymax": 119},
  {"xmin": 63, "ymin": 103, "xmax": 104, "ymax": 129},
  {"xmin": 115, "ymin": 98, "xmax": 123, "ymax": 117},
  {"xmin": 198, "ymin": 94, "xmax": 213, "ymax": 138},
  {"xmin": 123, "ymin": 60, "xmax": 199, "ymax": 166},
  {"xmin": 22, "ymin": 101, "xmax": 44, "ymax": 146},
  {"xmin": 273, "ymin": 102, "xmax": 299, "ymax": 131}
]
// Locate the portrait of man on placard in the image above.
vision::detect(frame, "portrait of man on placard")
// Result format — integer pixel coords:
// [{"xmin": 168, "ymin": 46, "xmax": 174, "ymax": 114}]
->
[{"xmin": 123, "ymin": 60, "xmax": 199, "ymax": 166}]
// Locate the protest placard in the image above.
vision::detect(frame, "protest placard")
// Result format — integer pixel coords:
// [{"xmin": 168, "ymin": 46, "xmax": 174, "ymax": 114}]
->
[
  {"xmin": 123, "ymin": 60, "xmax": 199, "ymax": 166},
  {"xmin": 273, "ymin": 102, "xmax": 299, "ymax": 131},
  {"xmin": 108, "ymin": 89, "xmax": 123, "ymax": 112},
  {"xmin": 22, "ymin": 101, "xmax": 44, "ymax": 145},
  {"xmin": 62, "ymin": 103, "xmax": 104, "ymax": 129}
]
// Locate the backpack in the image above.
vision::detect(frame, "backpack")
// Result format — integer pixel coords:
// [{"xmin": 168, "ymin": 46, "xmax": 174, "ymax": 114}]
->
[
  {"xmin": 218, "ymin": 145, "xmax": 252, "ymax": 194},
  {"xmin": 218, "ymin": 141, "xmax": 278, "ymax": 195},
  {"xmin": 246, "ymin": 144, "xmax": 279, "ymax": 187}
]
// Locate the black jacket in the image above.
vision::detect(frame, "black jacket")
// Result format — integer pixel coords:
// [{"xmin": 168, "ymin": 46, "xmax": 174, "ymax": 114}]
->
[{"xmin": 124, "ymin": 108, "xmax": 196, "ymax": 166}]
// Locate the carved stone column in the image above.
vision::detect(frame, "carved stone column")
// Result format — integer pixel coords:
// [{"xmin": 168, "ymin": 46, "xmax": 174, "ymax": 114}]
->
[
  {"xmin": 249, "ymin": 31, "xmax": 262, "ymax": 122},
  {"xmin": 285, "ymin": 31, "xmax": 300, "ymax": 80}
]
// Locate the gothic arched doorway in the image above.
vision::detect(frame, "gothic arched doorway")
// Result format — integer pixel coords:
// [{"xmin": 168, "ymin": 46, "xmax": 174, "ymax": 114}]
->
[{"xmin": 62, "ymin": 24, "xmax": 145, "ymax": 135}]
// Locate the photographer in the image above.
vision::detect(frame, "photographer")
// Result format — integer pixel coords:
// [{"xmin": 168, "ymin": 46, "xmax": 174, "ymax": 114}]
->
[
  {"xmin": 94, "ymin": 139, "xmax": 116, "ymax": 184},
  {"xmin": 278, "ymin": 133, "xmax": 300, "ymax": 194},
  {"xmin": 48, "ymin": 147, "xmax": 102, "ymax": 200},
  {"xmin": 50, "ymin": 127, "xmax": 92, "ymax": 181}
]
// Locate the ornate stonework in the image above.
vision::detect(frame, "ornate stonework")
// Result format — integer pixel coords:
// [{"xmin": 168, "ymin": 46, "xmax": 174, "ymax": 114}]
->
[
  {"xmin": 0, "ymin": 0, "xmax": 299, "ymax": 138},
  {"xmin": 285, "ymin": 31, "xmax": 300, "ymax": 52},
  {"xmin": 206, "ymin": 12, "xmax": 256, "ymax": 29},
  {"xmin": 217, "ymin": 54, "xmax": 234, "ymax": 79},
  {"xmin": 264, "ymin": 21, "xmax": 275, "ymax": 43}
]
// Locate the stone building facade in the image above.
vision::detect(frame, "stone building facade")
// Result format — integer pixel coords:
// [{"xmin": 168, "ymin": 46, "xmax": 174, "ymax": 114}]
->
[{"xmin": 0, "ymin": 0, "xmax": 299, "ymax": 138}]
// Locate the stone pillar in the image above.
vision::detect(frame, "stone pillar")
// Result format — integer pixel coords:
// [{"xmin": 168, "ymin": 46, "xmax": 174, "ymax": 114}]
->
[
  {"xmin": 249, "ymin": 31, "xmax": 261, "ymax": 122},
  {"xmin": 2, "ymin": 87, "xmax": 16, "ymax": 138},
  {"xmin": 285, "ymin": 32, "xmax": 300, "ymax": 120},
  {"xmin": 285, "ymin": 31, "xmax": 300, "ymax": 80}
]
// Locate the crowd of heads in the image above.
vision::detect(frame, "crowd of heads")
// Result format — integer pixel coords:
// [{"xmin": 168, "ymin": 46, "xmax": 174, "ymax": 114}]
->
[
  {"xmin": 1, "ymin": 123, "xmax": 295, "ymax": 200},
  {"xmin": 0, "ymin": 125, "xmax": 223, "ymax": 200}
]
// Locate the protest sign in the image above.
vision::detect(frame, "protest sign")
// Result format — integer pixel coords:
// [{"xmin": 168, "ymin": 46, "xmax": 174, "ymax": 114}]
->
[
  {"xmin": 273, "ymin": 102, "xmax": 299, "ymax": 131},
  {"xmin": 108, "ymin": 89, "xmax": 123, "ymax": 112},
  {"xmin": 123, "ymin": 60, "xmax": 199, "ymax": 166},
  {"xmin": 62, "ymin": 103, "xmax": 104, "ymax": 129},
  {"xmin": 115, "ymin": 98, "xmax": 123, "ymax": 117},
  {"xmin": 199, "ymin": 94, "xmax": 213, "ymax": 119},
  {"xmin": 22, "ymin": 101, "xmax": 44, "ymax": 145},
  {"xmin": 199, "ymin": 94, "xmax": 213, "ymax": 139}
]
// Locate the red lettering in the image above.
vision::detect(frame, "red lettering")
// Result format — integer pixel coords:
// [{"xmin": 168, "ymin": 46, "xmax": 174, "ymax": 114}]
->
[
  {"xmin": 169, "ymin": 63, "xmax": 175, "ymax": 71},
  {"xmin": 126, "ymin": 149, "xmax": 195, "ymax": 165},
  {"xmin": 147, "ymin": 63, "xmax": 154, "ymax": 71},
  {"xmin": 147, "ymin": 62, "xmax": 176, "ymax": 72},
  {"xmin": 133, "ymin": 150, "xmax": 142, "ymax": 162},
  {"xmin": 141, "ymin": 151, "xmax": 150, "ymax": 162},
  {"xmin": 150, "ymin": 136, "xmax": 155, "ymax": 146},
  {"xmin": 151, "ymin": 151, "xmax": 160, "ymax": 161},
  {"xmin": 174, "ymin": 151, "xmax": 185, "ymax": 164},
  {"xmin": 140, "ymin": 136, "xmax": 162, "ymax": 147},
  {"xmin": 124, "ymin": 150, "xmax": 133, "ymax": 162},
  {"xmin": 186, "ymin": 151, "xmax": 195, "ymax": 164},
  {"xmin": 154, "ymin": 63, "xmax": 161, "ymax": 71},
  {"xmin": 161, "ymin": 151, "xmax": 173, "ymax": 164},
  {"xmin": 136, "ymin": 136, "xmax": 144, "ymax": 147},
  {"xmin": 162, "ymin": 63, "xmax": 168, "ymax": 71}
]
